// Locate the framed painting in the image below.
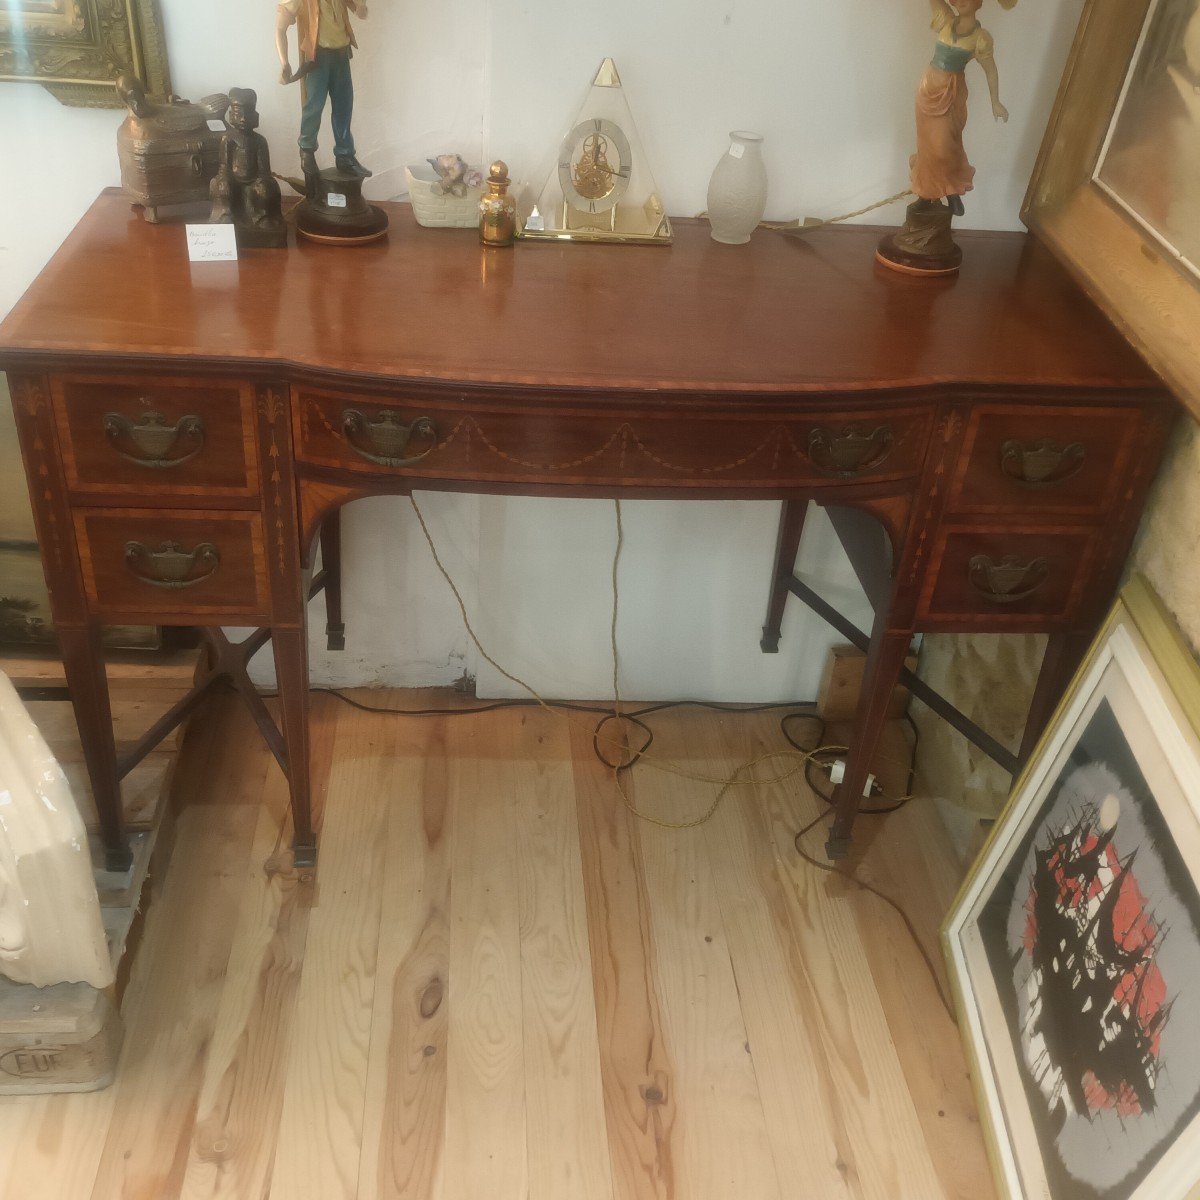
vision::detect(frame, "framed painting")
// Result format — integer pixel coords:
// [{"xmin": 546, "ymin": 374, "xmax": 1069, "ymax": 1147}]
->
[
  {"xmin": 944, "ymin": 574, "xmax": 1200, "ymax": 1200},
  {"xmin": 0, "ymin": 540, "xmax": 160, "ymax": 650},
  {"xmin": 0, "ymin": 0, "xmax": 172, "ymax": 108},
  {"xmin": 1024, "ymin": 0, "xmax": 1200, "ymax": 420}
]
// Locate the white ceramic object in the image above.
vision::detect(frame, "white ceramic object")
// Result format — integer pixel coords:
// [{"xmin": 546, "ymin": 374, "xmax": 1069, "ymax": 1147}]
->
[
  {"xmin": 706, "ymin": 131, "xmax": 768, "ymax": 245},
  {"xmin": 405, "ymin": 164, "xmax": 485, "ymax": 228},
  {"xmin": 0, "ymin": 670, "xmax": 111, "ymax": 988}
]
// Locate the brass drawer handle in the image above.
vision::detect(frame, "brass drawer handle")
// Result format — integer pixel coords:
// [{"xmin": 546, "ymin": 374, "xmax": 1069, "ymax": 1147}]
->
[
  {"xmin": 968, "ymin": 554, "xmax": 1048, "ymax": 604},
  {"xmin": 1000, "ymin": 438, "xmax": 1085, "ymax": 487},
  {"xmin": 807, "ymin": 424, "xmax": 893, "ymax": 477},
  {"xmin": 124, "ymin": 540, "xmax": 219, "ymax": 589},
  {"xmin": 104, "ymin": 410, "xmax": 205, "ymax": 468},
  {"xmin": 342, "ymin": 409, "xmax": 438, "ymax": 468}
]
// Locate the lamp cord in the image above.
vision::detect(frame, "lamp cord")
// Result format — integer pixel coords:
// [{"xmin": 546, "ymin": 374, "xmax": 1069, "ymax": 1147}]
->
[{"xmin": 403, "ymin": 493, "xmax": 954, "ymax": 1020}]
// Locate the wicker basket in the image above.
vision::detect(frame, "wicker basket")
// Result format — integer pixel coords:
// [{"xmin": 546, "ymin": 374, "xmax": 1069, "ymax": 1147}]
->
[{"xmin": 405, "ymin": 165, "xmax": 484, "ymax": 228}]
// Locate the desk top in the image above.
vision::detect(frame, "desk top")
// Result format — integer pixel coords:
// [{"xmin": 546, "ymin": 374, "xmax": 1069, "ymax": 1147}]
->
[{"xmin": 0, "ymin": 189, "xmax": 1159, "ymax": 398}]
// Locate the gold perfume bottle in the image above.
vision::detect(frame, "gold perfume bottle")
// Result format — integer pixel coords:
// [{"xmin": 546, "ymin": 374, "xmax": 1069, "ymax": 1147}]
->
[{"xmin": 479, "ymin": 161, "xmax": 517, "ymax": 247}]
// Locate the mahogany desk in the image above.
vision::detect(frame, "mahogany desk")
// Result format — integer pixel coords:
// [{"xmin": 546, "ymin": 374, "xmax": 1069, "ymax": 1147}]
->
[{"xmin": 0, "ymin": 190, "xmax": 1174, "ymax": 871}]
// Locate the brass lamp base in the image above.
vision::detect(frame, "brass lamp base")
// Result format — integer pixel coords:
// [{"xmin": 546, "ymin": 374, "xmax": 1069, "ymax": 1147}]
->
[{"xmin": 876, "ymin": 199, "xmax": 962, "ymax": 277}]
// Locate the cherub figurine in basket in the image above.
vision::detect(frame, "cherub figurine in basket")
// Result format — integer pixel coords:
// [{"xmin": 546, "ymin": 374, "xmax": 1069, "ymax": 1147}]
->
[{"xmin": 877, "ymin": 0, "xmax": 1016, "ymax": 276}]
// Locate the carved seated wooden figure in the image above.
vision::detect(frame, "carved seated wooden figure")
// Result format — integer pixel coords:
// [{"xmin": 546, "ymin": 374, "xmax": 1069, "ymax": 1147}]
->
[{"xmin": 209, "ymin": 88, "xmax": 287, "ymax": 249}]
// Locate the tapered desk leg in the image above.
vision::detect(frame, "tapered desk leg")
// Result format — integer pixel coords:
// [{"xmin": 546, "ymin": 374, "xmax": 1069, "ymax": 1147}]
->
[
  {"xmin": 273, "ymin": 626, "xmax": 315, "ymax": 867},
  {"xmin": 1018, "ymin": 630, "xmax": 1090, "ymax": 766},
  {"xmin": 760, "ymin": 499, "xmax": 808, "ymax": 653},
  {"xmin": 826, "ymin": 622, "xmax": 913, "ymax": 859},
  {"xmin": 58, "ymin": 624, "xmax": 132, "ymax": 873},
  {"xmin": 321, "ymin": 511, "xmax": 345, "ymax": 651}
]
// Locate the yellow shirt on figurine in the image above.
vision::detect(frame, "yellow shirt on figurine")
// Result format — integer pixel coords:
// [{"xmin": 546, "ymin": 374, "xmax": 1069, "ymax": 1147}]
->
[{"xmin": 280, "ymin": 0, "xmax": 356, "ymax": 58}]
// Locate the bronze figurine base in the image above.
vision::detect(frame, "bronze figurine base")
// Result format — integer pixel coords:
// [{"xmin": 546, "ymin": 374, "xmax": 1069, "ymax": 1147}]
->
[
  {"xmin": 876, "ymin": 199, "xmax": 962, "ymax": 277},
  {"xmin": 234, "ymin": 222, "xmax": 288, "ymax": 250},
  {"xmin": 294, "ymin": 168, "xmax": 388, "ymax": 246}
]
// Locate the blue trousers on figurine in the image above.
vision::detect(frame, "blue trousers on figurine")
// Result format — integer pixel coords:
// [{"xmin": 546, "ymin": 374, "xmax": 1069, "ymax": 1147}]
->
[{"xmin": 299, "ymin": 46, "xmax": 355, "ymax": 160}]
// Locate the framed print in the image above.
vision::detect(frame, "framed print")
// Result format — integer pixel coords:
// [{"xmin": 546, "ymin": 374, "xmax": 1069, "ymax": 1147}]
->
[
  {"xmin": 0, "ymin": 540, "xmax": 160, "ymax": 650},
  {"xmin": 0, "ymin": 0, "xmax": 172, "ymax": 109},
  {"xmin": 1024, "ymin": 0, "xmax": 1200, "ymax": 420},
  {"xmin": 1094, "ymin": 0, "xmax": 1200, "ymax": 283},
  {"xmin": 944, "ymin": 574, "xmax": 1200, "ymax": 1200}
]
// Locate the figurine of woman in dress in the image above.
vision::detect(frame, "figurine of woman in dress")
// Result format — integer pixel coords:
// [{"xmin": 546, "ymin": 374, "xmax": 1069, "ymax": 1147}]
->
[{"xmin": 878, "ymin": 0, "xmax": 1016, "ymax": 276}]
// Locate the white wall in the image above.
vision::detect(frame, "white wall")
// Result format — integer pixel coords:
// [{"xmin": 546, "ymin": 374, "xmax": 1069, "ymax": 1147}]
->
[{"xmin": 0, "ymin": 0, "xmax": 1081, "ymax": 700}]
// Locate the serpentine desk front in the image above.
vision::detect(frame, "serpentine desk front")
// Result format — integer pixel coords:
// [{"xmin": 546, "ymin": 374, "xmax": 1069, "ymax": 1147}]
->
[{"xmin": 0, "ymin": 191, "xmax": 1174, "ymax": 871}]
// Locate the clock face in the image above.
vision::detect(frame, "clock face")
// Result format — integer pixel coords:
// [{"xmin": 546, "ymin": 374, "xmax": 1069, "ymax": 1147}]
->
[{"xmin": 557, "ymin": 118, "xmax": 632, "ymax": 215}]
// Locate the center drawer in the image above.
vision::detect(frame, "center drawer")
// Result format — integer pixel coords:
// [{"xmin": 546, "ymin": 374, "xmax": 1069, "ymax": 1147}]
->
[
  {"xmin": 293, "ymin": 387, "xmax": 933, "ymax": 489},
  {"xmin": 73, "ymin": 508, "xmax": 269, "ymax": 622},
  {"xmin": 51, "ymin": 374, "xmax": 259, "ymax": 503}
]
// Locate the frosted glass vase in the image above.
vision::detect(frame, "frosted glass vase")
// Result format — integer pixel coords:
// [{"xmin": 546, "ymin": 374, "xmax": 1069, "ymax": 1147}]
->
[{"xmin": 706, "ymin": 132, "xmax": 767, "ymax": 245}]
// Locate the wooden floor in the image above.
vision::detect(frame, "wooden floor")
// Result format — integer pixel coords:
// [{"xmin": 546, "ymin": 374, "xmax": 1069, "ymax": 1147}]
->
[{"xmin": 0, "ymin": 689, "xmax": 996, "ymax": 1200}]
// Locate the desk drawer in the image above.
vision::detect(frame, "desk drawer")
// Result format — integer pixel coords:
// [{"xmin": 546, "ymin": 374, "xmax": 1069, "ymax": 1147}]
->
[
  {"xmin": 294, "ymin": 387, "xmax": 932, "ymax": 488},
  {"xmin": 917, "ymin": 526, "xmax": 1100, "ymax": 628},
  {"xmin": 52, "ymin": 375, "xmax": 259, "ymax": 502},
  {"xmin": 73, "ymin": 509, "xmax": 268, "ymax": 621},
  {"xmin": 947, "ymin": 406, "xmax": 1139, "ymax": 516}
]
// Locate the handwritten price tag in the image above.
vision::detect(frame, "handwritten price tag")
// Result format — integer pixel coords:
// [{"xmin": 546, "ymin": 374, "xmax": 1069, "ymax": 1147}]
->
[{"xmin": 186, "ymin": 224, "xmax": 238, "ymax": 262}]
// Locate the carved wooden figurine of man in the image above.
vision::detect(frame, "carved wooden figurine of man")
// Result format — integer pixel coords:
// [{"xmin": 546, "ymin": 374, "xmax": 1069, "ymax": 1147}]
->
[
  {"xmin": 209, "ymin": 88, "xmax": 287, "ymax": 247},
  {"xmin": 276, "ymin": 0, "xmax": 372, "ymax": 180}
]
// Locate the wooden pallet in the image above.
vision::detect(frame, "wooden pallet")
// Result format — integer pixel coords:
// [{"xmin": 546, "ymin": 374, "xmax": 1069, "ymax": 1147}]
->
[
  {"xmin": 0, "ymin": 647, "xmax": 199, "ymax": 1093},
  {"xmin": 1, "ymin": 647, "xmax": 199, "ymax": 834}
]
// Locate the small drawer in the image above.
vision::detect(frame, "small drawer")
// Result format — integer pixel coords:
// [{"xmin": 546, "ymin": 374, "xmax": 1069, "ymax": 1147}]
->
[
  {"xmin": 947, "ymin": 406, "xmax": 1139, "ymax": 516},
  {"xmin": 73, "ymin": 509, "xmax": 268, "ymax": 621},
  {"xmin": 52, "ymin": 374, "xmax": 259, "ymax": 501},
  {"xmin": 295, "ymin": 386, "xmax": 932, "ymax": 489},
  {"xmin": 917, "ymin": 526, "xmax": 1100, "ymax": 628}
]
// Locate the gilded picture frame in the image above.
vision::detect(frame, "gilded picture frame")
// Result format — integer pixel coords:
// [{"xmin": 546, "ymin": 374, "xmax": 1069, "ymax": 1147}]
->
[
  {"xmin": 943, "ymin": 574, "xmax": 1200, "ymax": 1200},
  {"xmin": 0, "ymin": 0, "xmax": 172, "ymax": 109},
  {"xmin": 1024, "ymin": 0, "xmax": 1200, "ymax": 420}
]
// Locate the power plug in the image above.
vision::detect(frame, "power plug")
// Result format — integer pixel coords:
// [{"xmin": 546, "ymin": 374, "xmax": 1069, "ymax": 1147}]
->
[{"xmin": 826, "ymin": 759, "xmax": 876, "ymax": 797}]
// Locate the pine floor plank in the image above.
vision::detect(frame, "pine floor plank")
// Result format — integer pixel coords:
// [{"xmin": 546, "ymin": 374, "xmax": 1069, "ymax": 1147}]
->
[
  {"xmin": 88, "ymin": 802, "xmax": 260, "ymax": 1200},
  {"xmin": 269, "ymin": 703, "xmax": 391, "ymax": 1200},
  {"xmin": 848, "ymin": 804, "xmax": 996, "ymax": 1200},
  {"xmin": 443, "ymin": 717, "xmax": 528, "ymax": 1200},
  {"xmin": 571, "ymin": 728, "xmax": 679, "ymax": 1200},
  {"xmin": 757, "ymin": 724, "xmax": 955, "ymax": 1200},
  {"xmin": 180, "ymin": 694, "xmax": 341, "ymax": 1200},
  {"xmin": 178, "ymin": 772, "xmax": 313, "ymax": 1200},
  {"xmin": 515, "ymin": 714, "xmax": 614, "ymax": 1200},
  {"xmin": 0, "ymin": 1075, "xmax": 116, "ymax": 1200},
  {"xmin": 626, "ymin": 719, "xmax": 782, "ymax": 1200},
  {"xmin": 684, "ymin": 718, "xmax": 865, "ymax": 1199},
  {"xmin": 358, "ymin": 717, "xmax": 450, "ymax": 1200}
]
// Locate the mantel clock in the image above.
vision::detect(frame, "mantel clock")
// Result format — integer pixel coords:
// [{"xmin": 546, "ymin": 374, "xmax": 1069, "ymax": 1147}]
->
[{"xmin": 522, "ymin": 58, "xmax": 672, "ymax": 245}]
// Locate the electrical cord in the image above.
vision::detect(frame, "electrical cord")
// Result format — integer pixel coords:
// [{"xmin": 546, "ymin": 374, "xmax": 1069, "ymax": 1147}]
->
[
  {"xmin": 792, "ymin": 804, "xmax": 956, "ymax": 1022},
  {"xmin": 301, "ymin": 684, "xmax": 956, "ymax": 1021},
  {"xmin": 306, "ymin": 686, "xmax": 820, "ymax": 721},
  {"xmin": 779, "ymin": 712, "xmax": 955, "ymax": 1021},
  {"xmin": 269, "ymin": 494, "xmax": 957, "ymax": 1022}
]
